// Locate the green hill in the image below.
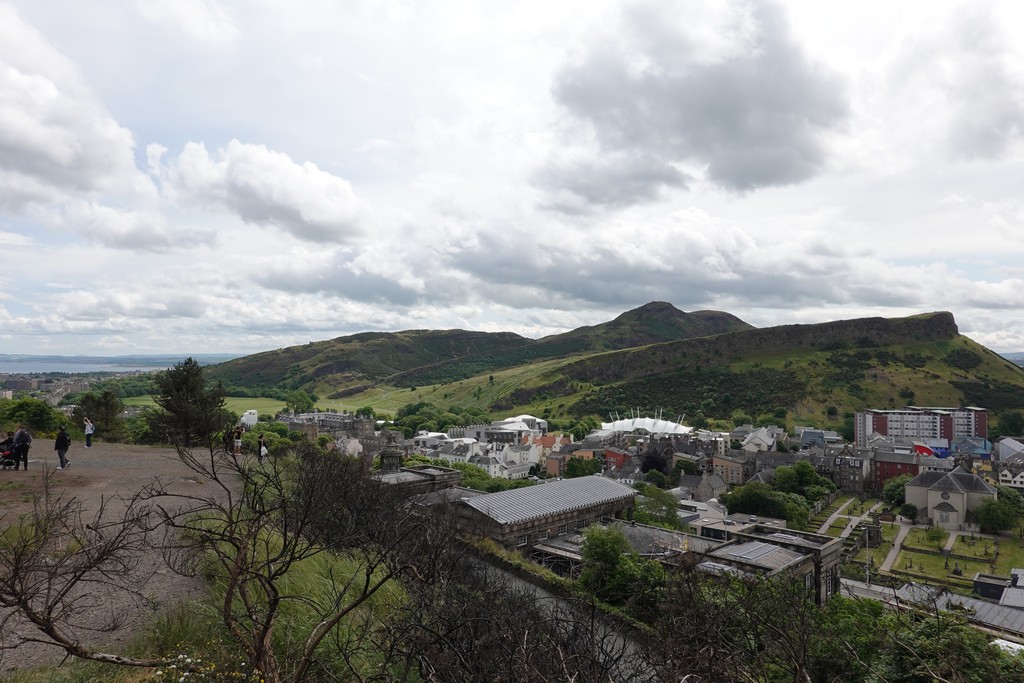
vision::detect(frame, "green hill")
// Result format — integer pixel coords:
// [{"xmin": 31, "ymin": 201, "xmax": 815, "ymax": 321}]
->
[
  {"xmin": 207, "ymin": 302, "xmax": 752, "ymax": 394},
  {"xmin": 207, "ymin": 306, "xmax": 1024, "ymax": 431}
]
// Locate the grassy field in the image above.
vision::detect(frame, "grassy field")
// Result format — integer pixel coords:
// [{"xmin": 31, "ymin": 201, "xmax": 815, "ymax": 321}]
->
[{"xmin": 124, "ymin": 396, "xmax": 288, "ymax": 417}]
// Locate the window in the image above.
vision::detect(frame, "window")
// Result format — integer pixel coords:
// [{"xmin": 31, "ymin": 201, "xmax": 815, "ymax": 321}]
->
[
  {"xmin": 558, "ymin": 524, "xmax": 567, "ymax": 535},
  {"xmin": 538, "ymin": 530, "xmax": 549, "ymax": 541},
  {"xmin": 516, "ymin": 534, "xmax": 528, "ymax": 547}
]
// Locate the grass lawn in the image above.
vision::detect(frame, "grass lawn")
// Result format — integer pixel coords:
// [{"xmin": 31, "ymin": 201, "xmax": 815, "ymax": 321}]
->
[
  {"xmin": 124, "ymin": 395, "xmax": 288, "ymax": 417},
  {"xmin": 887, "ymin": 531, "xmax": 1024, "ymax": 586},
  {"xmin": 894, "ymin": 549, "xmax": 988, "ymax": 585},
  {"xmin": 902, "ymin": 527, "xmax": 950, "ymax": 552}
]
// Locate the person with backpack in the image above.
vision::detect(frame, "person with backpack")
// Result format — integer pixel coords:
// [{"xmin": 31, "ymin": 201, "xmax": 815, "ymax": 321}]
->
[
  {"xmin": 54, "ymin": 425, "xmax": 71, "ymax": 470},
  {"xmin": 12, "ymin": 425, "xmax": 32, "ymax": 471}
]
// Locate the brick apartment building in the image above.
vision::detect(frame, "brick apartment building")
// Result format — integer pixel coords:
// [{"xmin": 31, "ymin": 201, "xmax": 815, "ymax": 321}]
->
[{"xmin": 854, "ymin": 406, "xmax": 987, "ymax": 447}]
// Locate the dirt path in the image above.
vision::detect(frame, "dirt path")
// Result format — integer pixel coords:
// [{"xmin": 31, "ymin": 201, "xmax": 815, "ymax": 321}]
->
[{"xmin": 0, "ymin": 441, "xmax": 227, "ymax": 676}]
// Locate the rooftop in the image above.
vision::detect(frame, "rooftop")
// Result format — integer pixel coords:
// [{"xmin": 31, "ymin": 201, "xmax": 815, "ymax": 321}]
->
[{"xmin": 463, "ymin": 475, "xmax": 636, "ymax": 525}]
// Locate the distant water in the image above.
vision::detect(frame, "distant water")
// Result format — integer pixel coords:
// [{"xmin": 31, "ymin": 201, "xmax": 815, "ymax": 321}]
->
[{"xmin": 0, "ymin": 361, "xmax": 164, "ymax": 374}]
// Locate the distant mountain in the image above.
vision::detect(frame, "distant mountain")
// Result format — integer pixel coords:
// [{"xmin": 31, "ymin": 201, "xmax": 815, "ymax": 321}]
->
[
  {"xmin": 541, "ymin": 301, "xmax": 753, "ymax": 351},
  {"xmin": 206, "ymin": 303, "xmax": 753, "ymax": 392},
  {"xmin": 206, "ymin": 307, "xmax": 1024, "ymax": 428}
]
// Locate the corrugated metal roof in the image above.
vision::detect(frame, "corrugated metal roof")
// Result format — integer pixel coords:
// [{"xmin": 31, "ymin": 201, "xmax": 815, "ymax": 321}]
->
[{"xmin": 463, "ymin": 475, "xmax": 637, "ymax": 525}]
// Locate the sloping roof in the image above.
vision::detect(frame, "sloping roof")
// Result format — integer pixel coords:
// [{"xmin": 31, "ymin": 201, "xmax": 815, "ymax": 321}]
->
[
  {"xmin": 933, "ymin": 501, "xmax": 957, "ymax": 512},
  {"xmin": 463, "ymin": 475, "xmax": 636, "ymax": 525},
  {"xmin": 896, "ymin": 584, "xmax": 1024, "ymax": 637},
  {"xmin": 678, "ymin": 475, "xmax": 702, "ymax": 489},
  {"xmin": 906, "ymin": 470, "xmax": 948, "ymax": 489},
  {"xmin": 912, "ymin": 470, "xmax": 997, "ymax": 495}
]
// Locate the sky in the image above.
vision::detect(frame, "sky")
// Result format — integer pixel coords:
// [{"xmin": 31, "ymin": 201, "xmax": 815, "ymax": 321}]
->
[{"xmin": 2, "ymin": 0, "xmax": 1024, "ymax": 356}]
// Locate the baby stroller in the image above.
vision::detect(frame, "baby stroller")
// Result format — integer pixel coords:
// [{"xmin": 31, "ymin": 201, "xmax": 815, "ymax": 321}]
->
[{"xmin": 0, "ymin": 445, "xmax": 15, "ymax": 470}]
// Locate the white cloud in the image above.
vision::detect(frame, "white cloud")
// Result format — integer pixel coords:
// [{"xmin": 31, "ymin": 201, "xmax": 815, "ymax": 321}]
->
[
  {"xmin": 134, "ymin": 0, "xmax": 240, "ymax": 48},
  {"xmin": 163, "ymin": 140, "xmax": 366, "ymax": 243},
  {"xmin": 1, "ymin": 0, "xmax": 1024, "ymax": 355},
  {"xmin": 0, "ymin": 5, "xmax": 154, "ymax": 210}
]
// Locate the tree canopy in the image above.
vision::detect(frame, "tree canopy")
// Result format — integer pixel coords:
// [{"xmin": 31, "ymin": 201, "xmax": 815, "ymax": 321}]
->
[{"xmin": 146, "ymin": 357, "xmax": 232, "ymax": 448}]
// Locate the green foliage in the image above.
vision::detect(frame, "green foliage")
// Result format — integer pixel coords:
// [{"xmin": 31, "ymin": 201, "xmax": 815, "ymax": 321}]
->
[
  {"xmin": 644, "ymin": 469, "xmax": 668, "ymax": 489},
  {"xmin": 565, "ymin": 456, "xmax": 601, "ymax": 478},
  {"xmin": 578, "ymin": 525, "xmax": 664, "ymax": 614},
  {"xmin": 72, "ymin": 389, "xmax": 126, "ymax": 442},
  {"xmin": 406, "ymin": 456, "xmax": 533, "ymax": 493},
  {"xmin": 570, "ymin": 367, "xmax": 807, "ymax": 425},
  {"xmin": 994, "ymin": 411, "xmax": 1024, "ymax": 440},
  {"xmin": 944, "ymin": 347, "xmax": 982, "ymax": 370},
  {"xmin": 0, "ymin": 397, "xmax": 63, "ymax": 434},
  {"xmin": 284, "ymin": 390, "xmax": 315, "ymax": 414},
  {"xmin": 146, "ymin": 358, "xmax": 233, "ymax": 448},
  {"xmin": 976, "ymin": 498, "xmax": 1017, "ymax": 533},
  {"xmin": 671, "ymin": 458, "xmax": 698, "ymax": 479},
  {"xmin": 899, "ymin": 503, "xmax": 919, "ymax": 520},
  {"xmin": 882, "ymin": 474, "xmax": 913, "ymax": 505},
  {"xmin": 633, "ymin": 484, "xmax": 682, "ymax": 529},
  {"xmin": 773, "ymin": 460, "xmax": 835, "ymax": 503},
  {"xmin": 390, "ymin": 401, "xmax": 491, "ymax": 438},
  {"xmin": 91, "ymin": 374, "xmax": 157, "ymax": 398},
  {"xmin": 996, "ymin": 484, "xmax": 1024, "ymax": 515},
  {"xmin": 719, "ymin": 482, "xmax": 810, "ymax": 527}
]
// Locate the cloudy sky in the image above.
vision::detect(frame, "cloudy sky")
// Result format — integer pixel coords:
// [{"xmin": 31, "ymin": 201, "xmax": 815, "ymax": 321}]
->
[{"xmin": 2, "ymin": 0, "xmax": 1024, "ymax": 356}]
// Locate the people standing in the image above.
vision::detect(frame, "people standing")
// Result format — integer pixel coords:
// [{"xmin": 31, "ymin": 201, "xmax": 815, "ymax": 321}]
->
[
  {"xmin": 233, "ymin": 426, "xmax": 242, "ymax": 456},
  {"xmin": 257, "ymin": 434, "xmax": 266, "ymax": 462},
  {"xmin": 54, "ymin": 425, "xmax": 71, "ymax": 470},
  {"xmin": 12, "ymin": 425, "xmax": 32, "ymax": 471},
  {"xmin": 84, "ymin": 417, "xmax": 95, "ymax": 448}
]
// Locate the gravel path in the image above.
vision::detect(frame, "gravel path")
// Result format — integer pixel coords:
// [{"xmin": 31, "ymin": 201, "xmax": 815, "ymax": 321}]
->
[{"xmin": 0, "ymin": 440, "xmax": 228, "ymax": 675}]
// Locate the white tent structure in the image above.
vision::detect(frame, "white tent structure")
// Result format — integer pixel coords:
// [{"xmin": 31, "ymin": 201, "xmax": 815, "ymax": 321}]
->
[{"xmin": 600, "ymin": 416, "xmax": 691, "ymax": 435}]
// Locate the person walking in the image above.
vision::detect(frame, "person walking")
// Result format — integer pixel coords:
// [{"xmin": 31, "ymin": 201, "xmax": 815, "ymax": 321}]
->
[
  {"xmin": 12, "ymin": 425, "xmax": 32, "ymax": 471},
  {"xmin": 233, "ymin": 426, "xmax": 243, "ymax": 456},
  {"xmin": 257, "ymin": 434, "xmax": 267, "ymax": 462},
  {"xmin": 54, "ymin": 425, "xmax": 71, "ymax": 470},
  {"xmin": 83, "ymin": 417, "xmax": 95, "ymax": 448}
]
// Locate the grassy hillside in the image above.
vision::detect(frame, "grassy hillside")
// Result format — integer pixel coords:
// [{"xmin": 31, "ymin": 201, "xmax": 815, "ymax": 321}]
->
[
  {"xmin": 206, "ymin": 306, "xmax": 1024, "ymax": 433},
  {"xmin": 207, "ymin": 302, "xmax": 753, "ymax": 393},
  {"xmin": 312, "ymin": 311, "xmax": 1024, "ymax": 434}
]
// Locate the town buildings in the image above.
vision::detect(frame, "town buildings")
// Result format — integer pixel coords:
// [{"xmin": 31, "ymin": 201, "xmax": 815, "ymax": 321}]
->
[{"xmin": 854, "ymin": 406, "xmax": 988, "ymax": 447}]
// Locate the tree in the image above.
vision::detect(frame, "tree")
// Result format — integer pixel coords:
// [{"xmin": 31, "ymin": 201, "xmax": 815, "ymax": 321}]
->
[
  {"xmin": 565, "ymin": 456, "xmax": 601, "ymax": 478},
  {"xmin": 994, "ymin": 411, "xmax": 1024, "ymax": 440},
  {"xmin": 578, "ymin": 525, "xmax": 664, "ymax": 614},
  {"xmin": 996, "ymin": 484, "xmax": 1024, "ymax": 515},
  {"xmin": 644, "ymin": 469, "xmax": 668, "ymax": 489},
  {"xmin": 147, "ymin": 358, "xmax": 232, "ymax": 447},
  {"xmin": 0, "ymin": 473, "xmax": 163, "ymax": 669},
  {"xmin": 0, "ymin": 397, "xmax": 62, "ymax": 433},
  {"xmin": 882, "ymin": 474, "xmax": 913, "ymax": 505},
  {"xmin": 976, "ymin": 498, "xmax": 1017, "ymax": 534},
  {"xmin": 634, "ymin": 484, "xmax": 681, "ymax": 529},
  {"xmin": 671, "ymin": 458, "xmax": 698, "ymax": 480},
  {"xmin": 73, "ymin": 389, "xmax": 126, "ymax": 442},
  {"xmin": 285, "ymin": 390, "xmax": 315, "ymax": 414},
  {"xmin": 148, "ymin": 431, "xmax": 476, "ymax": 683},
  {"xmin": 899, "ymin": 503, "xmax": 919, "ymax": 521},
  {"xmin": 354, "ymin": 405, "xmax": 376, "ymax": 419}
]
